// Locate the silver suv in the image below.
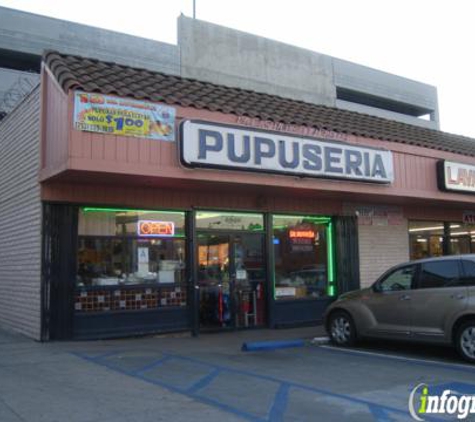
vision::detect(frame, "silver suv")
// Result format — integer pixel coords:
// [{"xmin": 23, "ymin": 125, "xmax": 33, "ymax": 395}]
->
[{"xmin": 324, "ymin": 255, "xmax": 475, "ymax": 362}]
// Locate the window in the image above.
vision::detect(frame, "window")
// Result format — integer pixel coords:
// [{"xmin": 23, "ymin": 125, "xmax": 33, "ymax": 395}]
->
[
  {"xmin": 196, "ymin": 211, "xmax": 263, "ymax": 231},
  {"xmin": 273, "ymin": 215, "xmax": 334, "ymax": 300},
  {"xmin": 408, "ymin": 220, "xmax": 475, "ymax": 259},
  {"xmin": 409, "ymin": 221, "xmax": 445, "ymax": 260},
  {"xmin": 461, "ymin": 260, "xmax": 475, "ymax": 287},
  {"xmin": 77, "ymin": 208, "xmax": 186, "ymax": 287},
  {"xmin": 418, "ymin": 260, "xmax": 461, "ymax": 289},
  {"xmin": 450, "ymin": 224, "xmax": 475, "ymax": 255},
  {"xmin": 379, "ymin": 266, "xmax": 415, "ymax": 292},
  {"xmin": 450, "ymin": 237, "xmax": 471, "ymax": 255}
]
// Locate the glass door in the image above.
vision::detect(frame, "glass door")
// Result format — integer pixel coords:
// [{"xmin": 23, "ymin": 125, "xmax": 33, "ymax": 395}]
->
[
  {"xmin": 197, "ymin": 233, "xmax": 266, "ymax": 330},
  {"xmin": 197, "ymin": 234, "xmax": 232, "ymax": 328},
  {"xmin": 233, "ymin": 233, "xmax": 266, "ymax": 329}
]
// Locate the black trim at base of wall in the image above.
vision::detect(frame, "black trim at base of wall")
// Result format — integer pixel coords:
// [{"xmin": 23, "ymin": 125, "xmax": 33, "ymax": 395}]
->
[
  {"xmin": 73, "ymin": 308, "xmax": 190, "ymax": 340},
  {"xmin": 273, "ymin": 298, "xmax": 333, "ymax": 327}
]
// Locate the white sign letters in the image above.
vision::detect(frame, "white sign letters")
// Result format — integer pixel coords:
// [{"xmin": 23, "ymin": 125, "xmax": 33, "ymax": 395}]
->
[{"xmin": 180, "ymin": 121, "xmax": 394, "ymax": 184}]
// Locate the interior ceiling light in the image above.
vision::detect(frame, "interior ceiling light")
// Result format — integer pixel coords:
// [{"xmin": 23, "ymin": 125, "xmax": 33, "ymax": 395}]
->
[
  {"xmin": 409, "ymin": 224, "xmax": 461, "ymax": 233},
  {"xmin": 409, "ymin": 225, "xmax": 443, "ymax": 232}
]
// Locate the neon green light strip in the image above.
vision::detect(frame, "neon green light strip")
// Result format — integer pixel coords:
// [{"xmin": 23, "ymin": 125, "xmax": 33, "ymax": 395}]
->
[
  {"xmin": 272, "ymin": 280, "xmax": 276, "ymax": 301},
  {"xmin": 196, "ymin": 211, "xmax": 264, "ymax": 219},
  {"xmin": 326, "ymin": 221, "xmax": 336, "ymax": 297},
  {"xmin": 274, "ymin": 214, "xmax": 332, "ymax": 221},
  {"xmin": 272, "ymin": 216, "xmax": 332, "ymax": 230},
  {"xmin": 82, "ymin": 207, "xmax": 185, "ymax": 215},
  {"xmin": 273, "ymin": 223, "xmax": 330, "ymax": 230}
]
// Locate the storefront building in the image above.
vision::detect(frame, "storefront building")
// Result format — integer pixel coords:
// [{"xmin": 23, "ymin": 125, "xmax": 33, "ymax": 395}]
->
[{"xmin": 1, "ymin": 51, "xmax": 475, "ymax": 340}]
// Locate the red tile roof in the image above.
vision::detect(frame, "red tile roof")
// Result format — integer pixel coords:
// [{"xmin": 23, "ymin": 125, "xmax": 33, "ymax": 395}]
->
[{"xmin": 44, "ymin": 50, "xmax": 475, "ymax": 157}]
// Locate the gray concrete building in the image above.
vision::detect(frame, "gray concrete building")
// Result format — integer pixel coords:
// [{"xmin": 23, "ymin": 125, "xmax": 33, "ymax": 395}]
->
[{"xmin": 0, "ymin": 6, "xmax": 438, "ymax": 128}]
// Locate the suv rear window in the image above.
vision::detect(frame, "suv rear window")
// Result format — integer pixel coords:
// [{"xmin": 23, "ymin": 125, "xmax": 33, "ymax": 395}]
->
[
  {"xmin": 418, "ymin": 260, "xmax": 461, "ymax": 289},
  {"xmin": 461, "ymin": 260, "xmax": 475, "ymax": 286}
]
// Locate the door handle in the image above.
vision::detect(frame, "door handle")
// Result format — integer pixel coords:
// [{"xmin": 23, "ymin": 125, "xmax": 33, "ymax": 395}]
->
[
  {"xmin": 450, "ymin": 293, "xmax": 465, "ymax": 300},
  {"xmin": 399, "ymin": 294, "xmax": 411, "ymax": 301}
]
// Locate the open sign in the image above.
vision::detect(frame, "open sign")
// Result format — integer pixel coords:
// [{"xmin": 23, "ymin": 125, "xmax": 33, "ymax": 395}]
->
[{"xmin": 138, "ymin": 220, "xmax": 175, "ymax": 237}]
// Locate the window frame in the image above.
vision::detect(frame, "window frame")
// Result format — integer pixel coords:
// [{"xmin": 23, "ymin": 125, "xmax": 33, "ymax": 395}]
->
[
  {"xmin": 76, "ymin": 207, "xmax": 188, "ymax": 289},
  {"xmin": 271, "ymin": 213, "xmax": 334, "ymax": 300},
  {"xmin": 374, "ymin": 264, "xmax": 418, "ymax": 293}
]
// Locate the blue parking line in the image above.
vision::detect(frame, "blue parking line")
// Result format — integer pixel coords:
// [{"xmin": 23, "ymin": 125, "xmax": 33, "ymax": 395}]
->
[
  {"xmin": 152, "ymin": 351, "xmax": 409, "ymax": 416},
  {"xmin": 131, "ymin": 355, "xmax": 171, "ymax": 375},
  {"xmin": 73, "ymin": 351, "xmax": 264, "ymax": 421},
  {"xmin": 368, "ymin": 404, "xmax": 394, "ymax": 421},
  {"xmin": 267, "ymin": 383, "xmax": 290, "ymax": 422},
  {"xmin": 72, "ymin": 349, "xmax": 420, "ymax": 421},
  {"xmin": 133, "ymin": 370, "xmax": 264, "ymax": 421},
  {"xmin": 186, "ymin": 368, "xmax": 221, "ymax": 394}
]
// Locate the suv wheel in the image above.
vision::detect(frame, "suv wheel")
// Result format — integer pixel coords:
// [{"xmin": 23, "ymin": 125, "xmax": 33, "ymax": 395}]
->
[
  {"xmin": 328, "ymin": 311, "xmax": 356, "ymax": 347},
  {"xmin": 456, "ymin": 321, "xmax": 475, "ymax": 363}
]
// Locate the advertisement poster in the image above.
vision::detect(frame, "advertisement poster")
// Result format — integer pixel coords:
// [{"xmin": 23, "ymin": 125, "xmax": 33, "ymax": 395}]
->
[{"xmin": 73, "ymin": 91, "xmax": 175, "ymax": 141}]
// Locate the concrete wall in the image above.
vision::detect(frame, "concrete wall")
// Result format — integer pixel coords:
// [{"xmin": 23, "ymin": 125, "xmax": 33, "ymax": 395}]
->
[
  {"xmin": 0, "ymin": 6, "xmax": 179, "ymax": 75},
  {"xmin": 334, "ymin": 59, "xmax": 439, "ymax": 128},
  {"xmin": 178, "ymin": 16, "xmax": 439, "ymax": 129},
  {"xmin": 0, "ymin": 7, "xmax": 440, "ymax": 129},
  {"xmin": 178, "ymin": 16, "xmax": 336, "ymax": 106},
  {"xmin": 0, "ymin": 86, "xmax": 42, "ymax": 339},
  {"xmin": 358, "ymin": 220, "xmax": 410, "ymax": 288},
  {"xmin": 334, "ymin": 59, "xmax": 438, "ymax": 114},
  {"xmin": 336, "ymin": 99, "xmax": 436, "ymax": 129}
]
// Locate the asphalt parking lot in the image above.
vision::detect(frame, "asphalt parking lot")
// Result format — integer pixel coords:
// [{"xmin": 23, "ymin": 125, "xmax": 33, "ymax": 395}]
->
[{"xmin": 0, "ymin": 326, "xmax": 474, "ymax": 422}]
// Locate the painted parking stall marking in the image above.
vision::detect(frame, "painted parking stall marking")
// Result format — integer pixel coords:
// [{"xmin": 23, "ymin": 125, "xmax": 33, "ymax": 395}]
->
[{"xmin": 71, "ymin": 345, "xmax": 466, "ymax": 422}]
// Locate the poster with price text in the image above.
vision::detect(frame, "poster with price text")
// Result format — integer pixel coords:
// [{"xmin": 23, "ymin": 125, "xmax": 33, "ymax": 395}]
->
[{"xmin": 73, "ymin": 91, "xmax": 175, "ymax": 141}]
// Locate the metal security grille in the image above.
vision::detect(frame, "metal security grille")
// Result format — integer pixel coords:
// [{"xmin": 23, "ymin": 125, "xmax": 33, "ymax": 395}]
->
[
  {"xmin": 334, "ymin": 216, "xmax": 360, "ymax": 294},
  {"xmin": 41, "ymin": 203, "xmax": 79, "ymax": 340}
]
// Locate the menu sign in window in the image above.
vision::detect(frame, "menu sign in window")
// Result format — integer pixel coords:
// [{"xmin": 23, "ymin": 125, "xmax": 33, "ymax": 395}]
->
[
  {"xmin": 288, "ymin": 226, "xmax": 317, "ymax": 253},
  {"xmin": 437, "ymin": 160, "xmax": 475, "ymax": 194}
]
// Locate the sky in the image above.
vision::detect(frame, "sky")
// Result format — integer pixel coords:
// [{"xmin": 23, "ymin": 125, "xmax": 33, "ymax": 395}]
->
[{"xmin": 1, "ymin": 0, "xmax": 475, "ymax": 139}]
